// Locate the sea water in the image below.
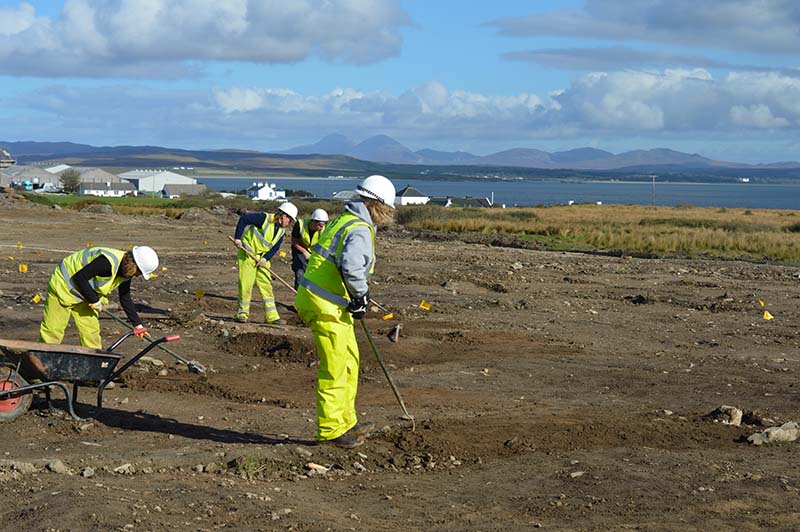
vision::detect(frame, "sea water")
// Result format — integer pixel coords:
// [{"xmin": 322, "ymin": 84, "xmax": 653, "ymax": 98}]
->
[{"xmin": 198, "ymin": 177, "xmax": 800, "ymax": 210}]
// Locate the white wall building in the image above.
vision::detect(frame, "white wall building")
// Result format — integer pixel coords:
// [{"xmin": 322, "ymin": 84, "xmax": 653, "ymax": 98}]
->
[
  {"xmin": 247, "ymin": 181, "xmax": 286, "ymax": 201},
  {"xmin": 119, "ymin": 169, "xmax": 197, "ymax": 193},
  {"xmin": 395, "ymin": 185, "xmax": 430, "ymax": 206},
  {"xmin": 79, "ymin": 181, "xmax": 137, "ymax": 198}
]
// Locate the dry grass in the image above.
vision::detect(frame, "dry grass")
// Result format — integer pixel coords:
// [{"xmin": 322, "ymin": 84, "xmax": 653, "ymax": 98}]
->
[{"xmin": 397, "ymin": 204, "xmax": 800, "ymax": 262}]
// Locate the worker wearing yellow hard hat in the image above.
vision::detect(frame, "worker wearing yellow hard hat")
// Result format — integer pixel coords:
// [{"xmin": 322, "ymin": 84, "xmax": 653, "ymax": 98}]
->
[
  {"xmin": 39, "ymin": 246, "xmax": 159, "ymax": 349},
  {"xmin": 295, "ymin": 175, "xmax": 396, "ymax": 448}
]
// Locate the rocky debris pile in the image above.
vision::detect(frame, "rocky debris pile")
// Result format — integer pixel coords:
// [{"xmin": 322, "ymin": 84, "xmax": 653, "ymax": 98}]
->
[{"xmin": 747, "ymin": 422, "xmax": 800, "ymax": 446}]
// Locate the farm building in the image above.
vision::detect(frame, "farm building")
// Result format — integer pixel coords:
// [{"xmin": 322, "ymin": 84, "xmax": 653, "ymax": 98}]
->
[
  {"xmin": 119, "ymin": 169, "xmax": 197, "ymax": 194},
  {"xmin": 162, "ymin": 184, "xmax": 208, "ymax": 198}
]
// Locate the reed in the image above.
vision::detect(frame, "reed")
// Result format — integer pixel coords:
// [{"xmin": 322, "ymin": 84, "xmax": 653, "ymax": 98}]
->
[{"xmin": 398, "ymin": 204, "xmax": 800, "ymax": 262}]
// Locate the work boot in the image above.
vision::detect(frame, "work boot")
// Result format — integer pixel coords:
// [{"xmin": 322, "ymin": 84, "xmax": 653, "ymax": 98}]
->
[
  {"xmin": 267, "ymin": 318, "xmax": 286, "ymax": 325},
  {"xmin": 233, "ymin": 314, "xmax": 248, "ymax": 323},
  {"xmin": 325, "ymin": 431, "xmax": 365, "ymax": 449},
  {"xmin": 350, "ymin": 421, "xmax": 375, "ymax": 438}
]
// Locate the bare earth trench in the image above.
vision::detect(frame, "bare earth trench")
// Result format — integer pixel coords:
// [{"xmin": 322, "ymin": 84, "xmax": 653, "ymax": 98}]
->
[{"xmin": 1, "ymin": 194, "xmax": 799, "ymax": 531}]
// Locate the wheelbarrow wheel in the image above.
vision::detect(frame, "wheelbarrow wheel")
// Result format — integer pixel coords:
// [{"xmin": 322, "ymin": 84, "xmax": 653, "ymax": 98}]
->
[{"xmin": 0, "ymin": 368, "xmax": 32, "ymax": 422}]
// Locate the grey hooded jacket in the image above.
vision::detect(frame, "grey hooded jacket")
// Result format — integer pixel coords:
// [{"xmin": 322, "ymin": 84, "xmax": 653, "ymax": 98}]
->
[{"xmin": 338, "ymin": 200, "xmax": 376, "ymax": 299}]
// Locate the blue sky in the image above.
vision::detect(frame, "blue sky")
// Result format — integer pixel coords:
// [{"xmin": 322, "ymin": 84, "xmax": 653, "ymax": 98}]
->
[{"xmin": 1, "ymin": 0, "xmax": 799, "ymax": 163}]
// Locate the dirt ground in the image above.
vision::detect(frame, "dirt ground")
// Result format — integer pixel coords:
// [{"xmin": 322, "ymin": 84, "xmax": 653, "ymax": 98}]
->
[{"xmin": 1, "ymin": 193, "xmax": 800, "ymax": 531}]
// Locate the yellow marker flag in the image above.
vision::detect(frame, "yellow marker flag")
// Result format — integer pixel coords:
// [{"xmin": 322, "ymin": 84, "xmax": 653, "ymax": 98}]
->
[
  {"xmin": 279, "ymin": 251, "xmax": 287, "ymax": 258},
  {"xmin": 419, "ymin": 300, "xmax": 431, "ymax": 311},
  {"xmin": 32, "ymin": 293, "xmax": 41, "ymax": 304},
  {"xmin": 18, "ymin": 263, "xmax": 28, "ymax": 273},
  {"xmin": 148, "ymin": 273, "xmax": 159, "ymax": 279},
  {"xmin": 382, "ymin": 313, "xmax": 394, "ymax": 321},
  {"xmin": 16, "ymin": 241, "xmax": 22, "ymax": 250},
  {"xmin": 86, "ymin": 242, "xmax": 92, "ymax": 248},
  {"xmin": 763, "ymin": 310, "xmax": 774, "ymax": 320},
  {"xmin": 202, "ymin": 240, "xmax": 208, "ymax": 245},
  {"xmin": 7, "ymin": 256, "xmax": 13, "ymax": 260},
  {"xmin": 758, "ymin": 299, "xmax": 765, "ymax": 307},
  {"xmin": 195, "ymin": 289, "xmax": 205, "ymax": 298},
  {"xmin": 161, "ymin": 266, "xmax": 168, "ymax": 271}
]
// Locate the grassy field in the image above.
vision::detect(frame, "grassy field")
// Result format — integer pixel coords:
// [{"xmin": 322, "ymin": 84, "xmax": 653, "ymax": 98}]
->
[
  {"xmin": 396, "ymin": 204, "xmax": 800, "ymax": 263},
  {"xmin": 22, "ymin": 193, "xmax": 800, "ymax": 263}
]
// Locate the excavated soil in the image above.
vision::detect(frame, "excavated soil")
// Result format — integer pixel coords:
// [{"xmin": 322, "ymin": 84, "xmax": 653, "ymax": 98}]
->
[{"xmin": 1, "ymin": 196, "xmax": 800, "ymax": 531}]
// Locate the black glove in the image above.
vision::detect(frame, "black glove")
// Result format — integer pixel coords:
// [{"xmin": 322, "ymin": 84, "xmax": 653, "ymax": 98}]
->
[{"xmin": 347, "ymin": 293, "xmax": 369, "ymax": 320}]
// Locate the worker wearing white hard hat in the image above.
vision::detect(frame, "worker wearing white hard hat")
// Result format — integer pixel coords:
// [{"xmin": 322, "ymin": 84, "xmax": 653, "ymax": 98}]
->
[
  {"xmin": 232, "ymin": 202, "xmax": 297, "ymax": 325},
  {"xmin": 290, "ymin": 208, "xmax": 329, "ymax": 290},
  {"xmin": 294, "ymin": 175, "xmax": 396, "ymax": 448},
  {"xmin": 39, "ymin": 245, "xmax": 159, "ymax": 348}
]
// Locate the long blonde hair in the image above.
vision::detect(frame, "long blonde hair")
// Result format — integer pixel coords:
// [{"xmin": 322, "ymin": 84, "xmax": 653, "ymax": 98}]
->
[{"xmin": 363, "ymin": 198, "xmax": 395, "ymax": 226}]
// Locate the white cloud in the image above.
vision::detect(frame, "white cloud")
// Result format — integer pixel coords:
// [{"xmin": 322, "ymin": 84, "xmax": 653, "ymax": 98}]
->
[
  {"xmin": 7, "ymin": 71, "xmax": 800, "ymax": 153},
  {"xmin": 730, "ymin": 104, "xmax": 790, "ymax": 128},
  {"xmin": 489, "ymin": 0, "xmax": 800, "ymax": 54},
  {"xmin": 0, "ymin": 0, "xmax": 409, "ymax": 78}
]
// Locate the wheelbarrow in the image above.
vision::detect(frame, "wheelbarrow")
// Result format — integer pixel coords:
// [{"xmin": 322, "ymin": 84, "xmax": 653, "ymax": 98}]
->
[{"xmin": 0, "ymin": 331, "xmax": 181, "ymax": 422}]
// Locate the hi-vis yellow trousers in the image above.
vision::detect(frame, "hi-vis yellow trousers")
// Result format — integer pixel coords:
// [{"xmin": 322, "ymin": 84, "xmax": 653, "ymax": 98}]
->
[
  {"xmin": 38, "ymin": 290, "xmax": 103, "ymax": 349},
  {"xmin": 295, "ymin": 286, "xmax": 360, "ymax": 441},
  {"xmin": 236, "ymin": 250, "xmax": 279, "ymax": 322}
]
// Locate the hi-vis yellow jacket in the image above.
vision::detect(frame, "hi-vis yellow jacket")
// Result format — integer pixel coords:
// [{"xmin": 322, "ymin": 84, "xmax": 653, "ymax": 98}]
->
[
  {"xmin": 50, "ymin": 247, "xmax": 126, "ymax": 305},
  {"xmin": 296, "ymin": 217, "xmax": 322, "ymax": 250},
  {"xmin": 299, "ymin": 210, "xmax": 375, "ymax": 309},
  {"xmin": 241, "ymin": 213, "xmax": 284, "ymax": 257}
]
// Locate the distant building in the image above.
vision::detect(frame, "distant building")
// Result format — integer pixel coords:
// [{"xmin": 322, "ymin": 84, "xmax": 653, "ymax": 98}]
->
[
  {"xmin": 395, "ymin": 185, "xmax": 429, "ymax": 206},
  {"xmin": 79, "ymin": 181, "xmax": 137, "ymax": 198},
  {"xmin": 162, "ymin": 183, "xmax": 208, "ymax": 199},
  {"xmin": 71, "ymin": 167, "xmax": 124, "ymax": 184},
  {"xmin": 45, "ymin": 164, "xmax": 72, "ymax": 174},
  {"xmin": 331, "ymin": 190, "xmax": 359, "ymax": 201},
  {"xmin": 2, "ymin": 165, "xmax": 62, "ymax": 188},
  {"xmin": 0, "ymin": 147, "xmax": 15, "ymax": 168},
  {"xmin": 428, "ymin": 196, "xmax": 493, "ymax": 208},
  {"xmin": 247, "ymin": 181, "xmax": 286, "ymax": 201},
  {"xmin": 119, "ymin": 169, "xmax": 197, "ymax": 193}
]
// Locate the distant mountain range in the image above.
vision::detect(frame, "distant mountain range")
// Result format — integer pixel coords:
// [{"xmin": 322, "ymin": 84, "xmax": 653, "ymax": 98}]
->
[
  {"xmin": 2, "ymin": 136, "xmax": 799, "ymax": 173},
  {"xmin": 279, "ymin": 134, "xmax": 800, "ymax": 170}
]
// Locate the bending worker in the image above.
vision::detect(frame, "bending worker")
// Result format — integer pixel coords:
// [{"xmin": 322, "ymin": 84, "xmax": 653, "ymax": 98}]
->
[
  {"xmin": 233, "ymin": 201, "xmax": 298, "ymax": 325},
  {"xmin": 39, "ymin": 246, "xmax": 159, "ymax": 349},
  {"xmin": 295, "ymin": 175, "xmax": 396, "ymax": 449},
  {"xmin": 291, "ymin": 208, "xmax": 329, "ymax": 289}
]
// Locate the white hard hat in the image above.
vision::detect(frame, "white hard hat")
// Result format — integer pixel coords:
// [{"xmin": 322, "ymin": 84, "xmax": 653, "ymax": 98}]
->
[
  {"xmin": 356, "ymin": 175, "xmax": 396, "ymax": 208},
  {"xmin": 132, "ymin": 246, "xmax": 159, "ymax": 280},
  {"xmin": 310, "ymin": 208, "xmax": 329, "ymax": 222},
  {"xmin": 278, "ymin": 202, "xmax": 298, "ymax": 221}
]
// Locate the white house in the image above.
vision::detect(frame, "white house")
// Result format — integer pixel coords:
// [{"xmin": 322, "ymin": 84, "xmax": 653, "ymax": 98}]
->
[
  {"xmin": 119, "ymin": 169, "xmax": 197, "ymax": 193},
  {"xmin": 247, "ymin": 182, "xmax": 286, "ymax": 201},
  {"xmin": 395, "ymin": 185, "xmax": 430, "ymax": 206},
  {"xmin": 79, "ymin": 181, "xmax": 137, "ymax": 198}
]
